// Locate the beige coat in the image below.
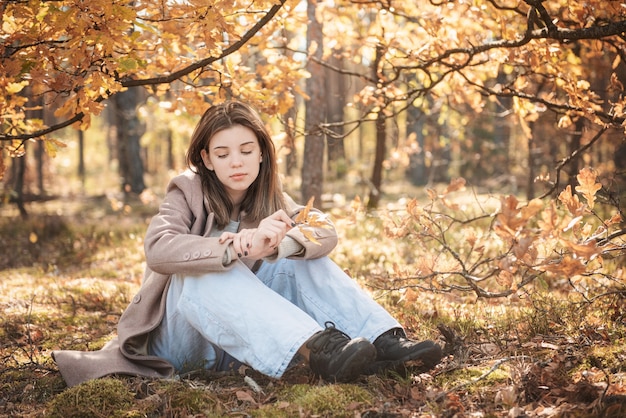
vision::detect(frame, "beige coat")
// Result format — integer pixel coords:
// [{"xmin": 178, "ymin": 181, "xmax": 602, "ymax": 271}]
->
[{"xmin": 52, "ymin": 170, "xmax": 338, "ymax": 387}]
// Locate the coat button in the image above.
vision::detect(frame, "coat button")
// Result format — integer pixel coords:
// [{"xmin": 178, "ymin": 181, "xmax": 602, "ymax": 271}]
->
[
  {"xmin": 183, "ymin": 253, "xmax": 191, "ymax": 260},
  {"xmin": 132, "ymin": 294, "xmax": 141, "ymax": 303},
  {"xmin": 203, "ymin": 250, "xmax": 212, "ymax": 257},
  {"xmin": 192, "ymin": 251, "xmax": 200, "ymax": 259}
]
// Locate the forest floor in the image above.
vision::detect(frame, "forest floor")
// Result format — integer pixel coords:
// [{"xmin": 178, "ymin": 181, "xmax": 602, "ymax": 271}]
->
[{"xmin": 1, "ymin": 193, "xmax": 625, "ymax": 417}]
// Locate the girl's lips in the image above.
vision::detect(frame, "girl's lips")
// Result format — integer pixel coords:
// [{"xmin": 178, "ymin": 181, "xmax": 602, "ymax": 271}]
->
[{"xmin": 231, "ymin": 173, "xmax": 247, "ymax": 180}]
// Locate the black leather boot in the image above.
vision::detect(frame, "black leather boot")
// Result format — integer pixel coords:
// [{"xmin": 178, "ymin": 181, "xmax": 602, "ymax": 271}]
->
[
  {"xmin": 307, "ymin": 322, "xmax": 376, "ymax": 382},
  {"xmin": 366, "ymin": 328, "xmax": 442, "ymax": 375}
]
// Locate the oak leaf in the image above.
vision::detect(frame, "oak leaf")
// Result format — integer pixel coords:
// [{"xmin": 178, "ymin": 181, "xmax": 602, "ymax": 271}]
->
[
  {"xmin": 540, "ymin": 255, "xmax": 586, "ymax": 277},
  {"xmin": 575, "ymin": 168, "xmax": 602, "ymax": 210},
  {"xmin": 520, "ymin": 198, "xmax": 544, "ymax": 221},
  {"xmin": 294, "ymin": 197, "xmax": 331, "ymax": 246},
  {"xmin": 606, "ymin": 213, "xmax": 622, "ymax": 226},
  {"xmin": 294, "ymin": 196, "xmax": 315, "ymax": 225},
  {"xmin": 443, "ymin": 177, "xmax": 466, "ymax": 194},
  {"xmin": 496, "ymin": 195, "xmax": 522, "ymax": 233},
  {"xmin": 559, "ymin": 238, "xmax": 600, "ymax": 260},
  {"xmin": 513, "ymin": 235, "xmax": 535, "ymax": 261},
  {"xmin": 497, "ymin": 196, "xmax": 541, "ymax": 234}
]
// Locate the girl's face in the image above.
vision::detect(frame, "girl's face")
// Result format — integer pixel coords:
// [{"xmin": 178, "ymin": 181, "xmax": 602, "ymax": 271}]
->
[{"xmin": 200, "ymin": 125, "xmax": 262, "ymax": 205}]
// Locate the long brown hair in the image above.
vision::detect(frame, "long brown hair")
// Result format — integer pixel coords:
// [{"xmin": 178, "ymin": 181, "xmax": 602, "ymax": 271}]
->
[{"xmin": 186, "ymin": 101, "xmax": 286, "ymax": 228}]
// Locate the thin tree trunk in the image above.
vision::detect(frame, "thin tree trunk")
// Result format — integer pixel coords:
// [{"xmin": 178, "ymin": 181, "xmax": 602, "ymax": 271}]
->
[
  {"xmin": 284, "ymin": 104, "xmax": 298, "ymax": 176},
  {"xmin": 30, "ymin": 87, "xmax": 44, "ymax": 198},
  {"xmin": 301, "ymin": 0, "xmax": 325, "ymax": 205},
  {"xmin": 166, "ymin": 129, "xmax": 174, "ymax": 171},
  {"xmin": 406, "ymin": 102, "xmax": 426, "ymax": 186},
  {"xmin": 567, "ymin": 118, "xmax": 584, "ymax": 190},
  {"xmin": 325, "ymin": 50, "xmax": 346, "ymax": 178},
  {"xmin": 36, "ymin": 141, "xmax": 44, "ymax": 195},
  {"xmin": 367, "ymin": 44, "xmax": 385, "ymax": 209},
  {"xmin": 526, "ymin": 123, "xmax": 535, "ymax": 199},
  {"xmin": 368, "ymin": 112, "xmax": 385, "ymax": 209},
  {"xmin": 13, "ymin": 152, "xmax": 28, "ymax": 218},
  {"xmin": 113, "ymin": 87, "xmax": 146, "ymax": 195},
  {"xmin": 78, "ymin": 129, "xmax": 85, "ymax": 189}
]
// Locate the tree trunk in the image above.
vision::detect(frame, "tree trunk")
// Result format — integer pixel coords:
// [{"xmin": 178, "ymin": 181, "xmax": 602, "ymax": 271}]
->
[
  {"xmin": 526, "ymin": 122, "xmax": 535, "ymax": 200},
  {"xmin": 32, "ymin": 96, "xmax": 45, "ymax": 196},
  {"xmin": 77, "ymin": 129, "xmax": 85, "ymax": 189},
  {"xmin": 406, "ymin": 102, "xmax": 426, "ymax": 186},
  {"xmin": 567, "ymin": 118, "xmax": 585, "ymax": 191},
  {"xmin": 12, "ymin": 151, "xmax": 28, "ymax": 218},
  {"xmin": 325, "ymin": 50, "xmax": 346, "ymax": 179},
  {"xmin": 166, "ymin": 128, "xmax": 175, "ymax": 171},
  {"xmin": 367, "ymin": 44, "xmax": 385, "ymax": 210},
  {"xmin": 113, "ymin": 87, "xmax": 146, "ymax": 195},
  {"xmin": 284, "ymin": 104, "xmax": 298, "ymax": 176},
  {"xmin": 368, "ymin": 112, "xmax": 386, "ymax": 209},
  {"xmin": 301, "ymin": 0, "xmax": 325, "ymax": 205},
  {"xmin": 35, "ymin": 141, "xmax": 44, "ymax": 195}
]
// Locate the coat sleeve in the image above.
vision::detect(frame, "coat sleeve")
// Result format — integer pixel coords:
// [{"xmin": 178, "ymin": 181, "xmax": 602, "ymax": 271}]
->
[{"xmin": 143, "ymin": 176, "xmax": 235, "ymax": 275}]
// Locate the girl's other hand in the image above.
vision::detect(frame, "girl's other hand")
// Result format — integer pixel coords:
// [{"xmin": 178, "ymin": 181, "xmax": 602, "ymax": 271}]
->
[{"xmin": 219, "ymin": 210, "xmax": 295, "ymax": 260}]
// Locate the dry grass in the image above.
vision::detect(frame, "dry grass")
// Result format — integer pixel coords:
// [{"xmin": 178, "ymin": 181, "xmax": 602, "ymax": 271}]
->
[{"xmin": 1, "ymin": 195, "xmax": 625, "ymax": 417}]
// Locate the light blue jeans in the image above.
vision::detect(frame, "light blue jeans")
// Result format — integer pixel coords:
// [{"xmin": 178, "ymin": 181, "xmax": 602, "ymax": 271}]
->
[{"xmin": 149, "ymin": 257, "xmax": 400, "ymax": 378}]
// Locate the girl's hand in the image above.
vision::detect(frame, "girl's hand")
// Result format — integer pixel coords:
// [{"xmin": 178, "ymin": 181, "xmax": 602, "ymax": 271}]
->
[{"xmin": 219, "ymin": 210, "xmax": 295, "ymax": 260}]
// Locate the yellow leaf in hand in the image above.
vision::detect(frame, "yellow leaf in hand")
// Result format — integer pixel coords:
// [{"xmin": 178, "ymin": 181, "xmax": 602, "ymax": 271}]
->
[
  {"xmin": 295, "ymin": 196, "xmax": 315, "ymax": 224},
  {"xmin": 294, "ymin": 197, "xmax": 331, "ymax": 246},
  {"xmin": 301, "ymin": 229, "xmax": 320, "ymax": 245}
]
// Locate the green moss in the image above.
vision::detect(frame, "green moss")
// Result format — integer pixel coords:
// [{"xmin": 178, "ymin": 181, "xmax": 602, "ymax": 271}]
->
[
  {"xmin": 435, "ymin": 365, "xmax": 511, "ymax": 394},
  {"xmin": 572, "ymin": 340, "xmax": 626, "ymax": 375},
  {"xmin": 160, "ymin": 380, "xmax": 219, "ymax": 414},
  {"xmin": 1, "ymin": 369, "xmax": 63, "ymax": 405},
  {"xmin": 47, "ymin": 378, "xmax": 135, "ymax": 418},
  {"xmin": 254, "ymin": 383, "xmax": 372, "ymax": 418}
]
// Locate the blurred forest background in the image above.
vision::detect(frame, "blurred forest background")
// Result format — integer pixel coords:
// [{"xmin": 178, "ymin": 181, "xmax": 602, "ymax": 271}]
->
[
  {"xmin": 2, "ymin": 0, "xmax": 626, "ymax": 209},
  {"xmin": 1, "ymin": 0, "xmax": 626, "ymax": 416}
]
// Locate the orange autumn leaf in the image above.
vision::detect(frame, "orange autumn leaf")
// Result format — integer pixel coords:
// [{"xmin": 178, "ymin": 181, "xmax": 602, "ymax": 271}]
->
[
  {"xmin": 495, "ymin": 270, "xmax": 516, "ymax": 290},
  {"xmin": 559, "ymin": 238, "xmax": 600, "ymax": 260},
  {"xmin": 497, "ymin": 196, "xmax": 541, "ymax": 234},
  {"xmin": 575, "ymin": 168, "xmax": 602, "ymax": 210},
  {"xmin": 540, "ymin": 255, "xmax": 586, "ymax": 277},
  {"xmin": 443, "ymin": 177, "xmax": 467, "ymax": 194},
  {"xmin": 295, "ymin": 197, "xmax": 331, "ymax": 246},
  {"xmin": 294, "ymin": 196, "xmax": 315, "ymax": 224},
  {"xmin": 606, "ymin": 213, "xmax": 622, "ymax": 226},
  {"xmin": 513, "ymin": 235, "xmax": 536, "ymax": 261},
  {"xmin": 558, "ymin": 185, "xmax": 585, "ymax": 216},
  {"xmin": 406, "ymin": 198, "xmax": 423, "ymax": 217},
  {"xmin": 496, "ymin": 195, "xmax": 522, "ymax": 232},
  {"xmin": 426, "ymin": 188, "xmax": 438, "ymax": 201},
  {"xmin": 520, "ymin": 198, "xmax": 544, "ymax": 221}
]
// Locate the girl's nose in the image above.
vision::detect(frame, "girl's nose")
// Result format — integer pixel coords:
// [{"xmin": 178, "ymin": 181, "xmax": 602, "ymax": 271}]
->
[{"xmin": 231, "ymin": 153, "xmax": 244, "ymax": 167}]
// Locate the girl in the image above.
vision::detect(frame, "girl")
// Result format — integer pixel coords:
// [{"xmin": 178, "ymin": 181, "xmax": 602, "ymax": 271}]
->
[{"xmin": 53, "ymin": 101, "xmax": 442, "ymax": 386}]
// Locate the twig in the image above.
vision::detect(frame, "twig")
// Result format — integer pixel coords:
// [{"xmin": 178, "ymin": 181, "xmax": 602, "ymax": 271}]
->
[{"xmin": 435, "ymin": 356, "xmax": 531, "ymax": 401}]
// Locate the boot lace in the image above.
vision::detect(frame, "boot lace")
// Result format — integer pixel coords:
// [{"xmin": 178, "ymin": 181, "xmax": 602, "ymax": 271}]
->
[{"xmin": 308, "ymin": 322, "xmax": 350, "ymax": 355}]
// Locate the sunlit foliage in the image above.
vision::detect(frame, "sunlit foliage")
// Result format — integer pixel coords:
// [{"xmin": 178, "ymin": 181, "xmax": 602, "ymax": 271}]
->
[{"xmin": 333, "ymin": 170, "xmax": 624, "ymax": 300}]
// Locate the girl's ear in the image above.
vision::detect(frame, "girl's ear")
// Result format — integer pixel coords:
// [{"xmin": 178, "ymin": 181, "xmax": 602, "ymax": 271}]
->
[
  {"xmin": 259, "ymin": 153, "xmax": 263, "ymax": 163},
  {"xmin": 200, "ymin": 149, "xmax": 214, "ymax": 171}
]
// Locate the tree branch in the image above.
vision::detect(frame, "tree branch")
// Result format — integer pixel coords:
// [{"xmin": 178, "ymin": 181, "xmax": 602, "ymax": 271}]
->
[
  {"xmin": 0, "ymin": 0, "xmax": 287, "ymax": 142},
  {"xmin": 122, "ymin": 1, "xmax": 286, "ymax": 87}
]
